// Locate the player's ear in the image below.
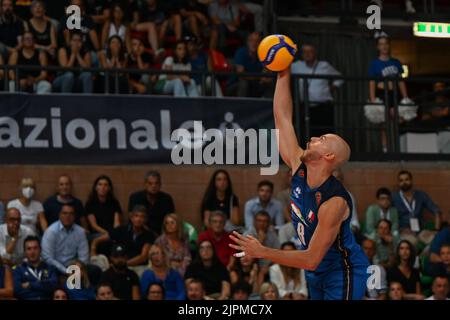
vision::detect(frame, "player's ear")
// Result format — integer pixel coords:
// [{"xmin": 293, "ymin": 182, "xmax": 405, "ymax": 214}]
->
[{"xmin": 323, "ymin": 153, "xmax": 335, "ymax": 162}]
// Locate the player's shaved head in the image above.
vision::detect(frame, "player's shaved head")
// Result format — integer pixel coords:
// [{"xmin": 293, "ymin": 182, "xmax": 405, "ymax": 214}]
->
[
  {"xmin": 326, "ymin": 134, "xmax": 351, "ymax": 168},
  {"xmin": 302, "ymin": 133, "xmax": 350, "ymax": 169}
]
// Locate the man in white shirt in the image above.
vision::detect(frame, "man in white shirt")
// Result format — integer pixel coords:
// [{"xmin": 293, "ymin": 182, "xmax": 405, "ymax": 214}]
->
[
  {"xmin": 0, "ymin": 207, "xmax": 35, "ymax": 266},
  {"xmin": 426, "ymin": 276, "xmax": 449, "ymax": 300},
  {"xmin": 291, "ymin": 42, "xmax": 343, "ymax": 139}
]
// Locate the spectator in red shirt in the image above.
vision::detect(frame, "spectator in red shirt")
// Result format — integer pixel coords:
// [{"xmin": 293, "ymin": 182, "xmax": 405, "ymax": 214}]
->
[{"xmin": 197, "ymin": 211, "xmax": 234, "ymax": 269}]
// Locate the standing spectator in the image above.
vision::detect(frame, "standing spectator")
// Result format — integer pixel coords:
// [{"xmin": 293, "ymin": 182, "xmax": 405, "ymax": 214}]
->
[
  {"xmin": 27, "ymin": 0, "xmax": 57, "ymax": 60},
  {"xmin": 98, "ymin": 35, "xmax": 129, "ymax": 93},
  {"xmin": 429, "ymin": 244, "xmax": 450, "ymax": 278},
  {"xmin": 154, "ymin": 213, "xmax": 191, "ymax": 276},
  {"xmin": 362, "ymin": 239, "xmax": 388, "ymax": 300},
  {"xmin": 128, "ymin": 171, "xmax": 175, "ymax": 236},
  {"xmin": 99, "ymin": 244, "xmax": 141, "ymax": 300},
  {"xmin": 0, "ymin": 208, "xmax": 35, "ymax": 266},
  {"xmin": 64, "ymin": 260, "xmax": 96, "ymax": 300},
  {"xmin": 140, "ymin": 244, "xmax": 186, "ymax": 300},
  {"xmin": 101, "ymin": 3, "xmax": 130, "ymax": 49},
  {"xmin": 180, "ymin": 0, "xmax": 209, "ymax": 41},
  {"xmin": 387, "ymin": 240, "xmax": 424, "ymax": 300},
  {"xmin": 0, "ymin": 257, "xmax": 13, "ymax": 299},
  {"xmin": 291, "ymin": 42, "xmax": 344, "ymax": 138},
  {"xmin": 373, "ymin": 219, "xmax": 399, "ymax": 268},
  {"xmin": 244, "ymin": 180, "xmax": 283, "ymax": 230},
  {"xmin": 184, "ymin": 239, "xmax": 231, "ymax": 300},
  {"xmin": 7, "ymin": 177, "xmax": 47, "ymax": 234},
  {"xmin": 269, "ymin": 241, "xmax": 308, "ymax": 300},
  {"xmin": 208, "ymin": 0, "xmax": 240, "ymax": 50},
  {"xmin": 85, "ymin": 175, "xmax": 122, "ymax": 239},
  {"xmin": 231, "ymin": 281, "xmax": 252, "ymax": 300},
  {"xmin": 146, "ymin": 282, "xmax": 165, "ymax": 300},
  {"xmin": 197, "ymin": 211, "xmax": 234, "ymax": 269},
  {"xmin": 429, "ymin": 223, "xmax": 450, "ymax": 264},
  {"xmin": 229, "ymin": 254, "xmax": 261, "ymax": 294},
  {"xmin": 426, "ymin": 276, "xmax": 449, "ymax": 300},
  {"xmin": 201, "ymin": 169, "xmax": 240, "ymax": 230},
  {"xmin": 8, "ymin": 31, "xmax": 51, "ymax": 94},
  {"xmin": 160, "ymin": 40, "xmax": 199, "ymax": 97},
  {"xmin": 91, "ymin": 205, "xmax": 155, "ymax": 277},
  {"xmin": 365, "ymin": 187, "xmax": 399, "ymax": 239},
  {"xmin": 43, "ymin": 175, "xmax": 87, "ymax": 231},
  {"xmin": 186, "ymin": 278, "xmax": 206, "ymax": 300},
  {"xmin": 231, "ymin": 32, "xmax": 272, "ymax": 98},
  {"xmin": 388, "ymin": 281, "xmax": 405, "ymax": 300},
  {"xmin": 13, "ymin": 235, "xmax": 57, "ymax": 300},
  {"xmin": 392, "ymin": 170, "xmax": 441, "ymax": 245},
  {"xmin": 127, "ymin": 36, "xmax": 153, "ymax": 94},
  {"xmin": 96, "ymin": 283, "xmax": 116, "ymax": 300},
  {"xmin": 259, "ymin": 282, "xmax": 279, "ymax": 300},
  {"xmin": 52, "ymin": 31, "xmax": 93, "ymax": 93},
  {"xmin": 41, "ymin": 204, "xmax": 89, "ymax": 275},
  {"xmin": 0, "ymin": 0, "xmax": 26, "ymax": 60}
]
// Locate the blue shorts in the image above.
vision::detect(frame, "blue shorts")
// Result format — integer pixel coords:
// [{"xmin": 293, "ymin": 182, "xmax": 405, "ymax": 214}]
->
[{"xmin": 306, "ymin": 264, "xmax": 369, "ymax": 300}]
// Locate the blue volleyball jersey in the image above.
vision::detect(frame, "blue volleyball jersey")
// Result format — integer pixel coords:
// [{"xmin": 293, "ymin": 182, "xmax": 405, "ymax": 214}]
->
[{"xmin": 290, "ymin": 163, "xmax": 368, "ymax": 275}]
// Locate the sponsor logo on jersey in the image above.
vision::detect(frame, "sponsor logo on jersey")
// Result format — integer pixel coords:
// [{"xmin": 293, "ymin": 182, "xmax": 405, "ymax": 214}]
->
[{"xmin": 293, "ymin": 186, "xmax": 301, "ymax": 198}]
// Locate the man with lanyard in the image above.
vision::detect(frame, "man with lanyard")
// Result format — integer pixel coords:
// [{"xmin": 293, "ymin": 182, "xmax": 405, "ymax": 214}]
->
[
  {"xmin": 13, "ymin": 235, "xmax": 58, "ymax": 300},
  {"xmin": 392, "ymin": 170, "xmax": 441, "ymax": 245}
]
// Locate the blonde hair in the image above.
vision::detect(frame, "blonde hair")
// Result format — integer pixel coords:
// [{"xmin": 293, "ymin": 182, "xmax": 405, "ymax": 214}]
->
[
  {"xmin": 69, "ymin": 260, "xmax": 90, "ymax": 289},
  {"xmin": 147, "ymin": 244, "xmax": 170, "ymax": 271},
  {"xmin": 259, "ymin": 282, "xmax": 279, "ymax": 300}
]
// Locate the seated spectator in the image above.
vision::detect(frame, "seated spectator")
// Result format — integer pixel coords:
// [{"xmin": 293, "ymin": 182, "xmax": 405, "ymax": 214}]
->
[
  {"xmin": 0, "ymin": 0, "xmax": 25, "ymax": 60},
  {"xmin": 160, "ymin": 40, "xmax": 199, "ymax": 97},
  {"xmin": 86, "ymin": 0, "xmax": 111, "ymax": 26},
  {"xmin": 99, "ymin": 244, "xmax": 140, "ymax": 300},
  {"xmin": 201, "ymin": 169, "xmax": 241, "ymax": 230},
  {"xmin": 101, "ymin": 3, "xmax": 130, "ymax": 49},
  {"xmin": 13, "ymin": 235, "xmax": 57, "ymax": 300},
  {"xmin": 229, "ymin": 254, "xmax": 261, "ymax": 294},
  {"xmin": 85, "ymin": 175, "xmax": 122, "ymax": 239},
  {"xmin": 244, "ymin": 180, "xmax": 283, "ymax": 230},
  {"xmin": 180, "ymin": 0, "xmax": 209, "ymax": 41},
  {"xmin": 208, "ymin": 0, "xmax": 240, "ymax": 50},
  {"xmin": 235, "ymin": 0, "xmax": 264, "ymax": 33},
  {"xmin": 0, "ymin": 256, "xmax": 13, "ymax": 299},
  {"xmin": 52, "ymin": 287, "xmax": 69, "ymax": 300},
  {"xmin": 158, "ymin": 0, "xmax": 183, "ymax": 45},
  {"xmin": 387, "ymin": 240, "xmax": 424, "ymax": 300},
  {"xmin": 362, "ymin": 239, "xmax": 388, "ymax": 300},
  {"xmin": 388, "ymin": 281, "xmax": 405, "ymax": 300},
  {"xmin": 65, "ymin": 260, "xmax": 95, "ymax": 300},
  {"xmin": 146, "ymin": 282, "xmax": 165, "ymax": 300},
  {"xmin": 425, "ymin": 276, "xmax": 449, "ymax": 300},
  {"xmin": 429, "ymin": 244, "xmax": 450, "ymax": 279},
  {"xmin": 128, "ymin": 170, "xmax": 175, "ymax": 236},
  {"xmin": 154, "ymin": 213, "xmax": 191, "ymax": 276},
  {"xmin": 8, "ymin": 31, "xmax": 51, "ymax": 94},
  {"xmin": 7, "ymin": 177, "xmax": 47, "ymax": 234},
  {"xmin": 53, "ymin": 31, "xmax": 93, "ymax": 93},
  {"xmin": 392, "ymin": 170, "xmax": 441, "ymax": 245},
  {"xmin": 41, "ymin": 204, "xmax": 89, "ymax": 275},
  {"xmin": 373, "ymin": 219, "xmax": 399, "ymax": 268},
  {"xmin": 0, "ymin": 208, "xmax": 35, "ymax": 266},
  {"xmin": 184, "ymin": 239, "xmax": 230, "ymax": 300},
  {"xmin": 421, "ymin": 82, "xmax": 450, "ymax": 124},
  {"xmin": 95, "ymin": 282, "xmax": 116, "ymax": 300},
  {"xmin": 27, "ymin": 0, "xmax": 57, "ymax": 60},
  {"xmin": 269, "ymin": 241, "xmax": 308, "ymax": 300},
  {"xmin": 365, "ymin": 187, "xmax": 399, "ymax": 239},
  {"xmin": 231, "ymin": 281, "xmax": 252, "ymax": 300},
  {"xmin": 127, "ymin": 36, "xmax": 153, "ymax": 94},
  {"xmin": 186, "ymin": 278, "xmax": 207, "ymax": 300},
  {"xmin": 244, "ymin": 210, "xmax": 280, "ymax": 270},
  {"xmin": 259, "ymin": 282, "xmax": 279, "ymax": 300},
  {"xmin": 140, "ymin": 244, "xmax": 186, "ymax": 300},
  {"xmin": 91, "ymin": 205, "xmax": 155, "ymax": 277},
  {"xmin": 197, "ymin": 211, "xmax": 234, "ymax": 269},
  {"xmin": 43, "ymin": 175, "xmax": 87, "ymax": 231},
  {"xmin": 429, "ymin": 223, "xmax": 450, "ymax": 264},
  {"xmin": 98, "ymin": 35, "xmax": 129, "ymax": 93}
]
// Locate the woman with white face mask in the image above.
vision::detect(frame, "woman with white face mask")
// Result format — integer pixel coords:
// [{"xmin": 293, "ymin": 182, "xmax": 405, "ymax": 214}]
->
[{"xmin": 7, "ymin": 178, "xmax": 48, "ymax": 234}]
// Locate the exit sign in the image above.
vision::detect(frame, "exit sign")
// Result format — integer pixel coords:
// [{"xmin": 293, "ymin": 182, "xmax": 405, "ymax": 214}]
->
[{"xmin": 413, "ymin": 22, "xmax": 450, "ymax": 38}]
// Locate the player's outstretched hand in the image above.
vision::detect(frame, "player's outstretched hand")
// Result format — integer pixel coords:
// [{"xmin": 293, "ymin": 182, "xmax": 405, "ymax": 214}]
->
[{"xmin": 229, "ymin": 231, "xmax": 265, "ymax": 259}]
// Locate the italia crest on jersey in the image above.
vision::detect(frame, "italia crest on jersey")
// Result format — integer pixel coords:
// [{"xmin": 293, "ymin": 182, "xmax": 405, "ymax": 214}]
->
[
  {"xmin": 293, "ymin": 186, "xmax": 301, "ymax": 199},
  {"xmin": 307, "ymin": 210, "xmax": 315, "ymax": 223}
]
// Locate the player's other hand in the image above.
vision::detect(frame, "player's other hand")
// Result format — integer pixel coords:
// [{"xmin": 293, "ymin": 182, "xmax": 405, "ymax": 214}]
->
[{"xmin": 229, "ymin": 231, "xmax": 265, "ymax": 259}]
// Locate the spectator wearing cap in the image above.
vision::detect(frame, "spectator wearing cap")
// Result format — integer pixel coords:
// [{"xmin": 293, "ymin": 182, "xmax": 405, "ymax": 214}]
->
[
  {"xmin": 91, "ymin": 205, "xmax": 155, "ymax": 278},
  {"xmin": 244, "ymin": 180, "xmax": 284, "ymax": 230},
  {"xmin": 140, "ymin": 244, "xmax": 186, "ymax": 300},
  {"xmin": 128, "ymin": 171, "xmax": 175, "ymax": 236},
  {"xmin": 0, "ymin": 208, "xmax": 35, "ymax": 266},
  {"xmin": 426, "ymin": 276, "xmax": 449, "ymax": 300},
  {"xmin": 13, "ymin": 235, "xmax": 58, "ymax": 300},
  {"xmin": 41, "ymin": 203, "xmax": 89, "ymax": 275},
  {"xmin": 365, "ymin": 187, "xmax": 399, "ymax": 240},
  {"xmin": 99, "ymin": 244, "xmax": 141, "ymax": 300}
]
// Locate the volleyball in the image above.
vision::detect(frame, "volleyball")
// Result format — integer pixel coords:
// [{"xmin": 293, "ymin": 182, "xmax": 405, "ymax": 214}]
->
[{"xmin": 257, "ymin": 34, "xmax": 297, "ymax": 72}]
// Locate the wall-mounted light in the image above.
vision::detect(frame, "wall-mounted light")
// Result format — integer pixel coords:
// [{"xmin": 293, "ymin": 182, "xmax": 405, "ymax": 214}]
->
[{"xmin": 413, "ymin": 22, "xmax": 450, "ymax": 38}]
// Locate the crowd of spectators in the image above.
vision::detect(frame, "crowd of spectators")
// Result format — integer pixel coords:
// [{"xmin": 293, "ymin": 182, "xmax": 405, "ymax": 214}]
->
[{"xmin": 0, "ymin": 168, "xmax": 448, "ymax": 300}]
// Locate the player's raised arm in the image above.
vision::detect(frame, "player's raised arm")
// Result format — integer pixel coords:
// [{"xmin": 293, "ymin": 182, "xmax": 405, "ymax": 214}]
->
[
  {"xmin": 274, "ymin": 68, "xmax": 304, "ymax": 170},
  {"xmin": 229, "ymin": 197, "xmax": 348, "ymax": 270}
]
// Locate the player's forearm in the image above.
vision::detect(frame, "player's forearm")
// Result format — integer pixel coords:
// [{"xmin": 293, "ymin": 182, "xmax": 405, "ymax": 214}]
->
[
  {"xmin": 260, "ymin": 246, "xmax": 317, "ymax": 270},
  {"xmin": 274, "ymin": 70, "xmax": 293, "ymax": 128}
]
